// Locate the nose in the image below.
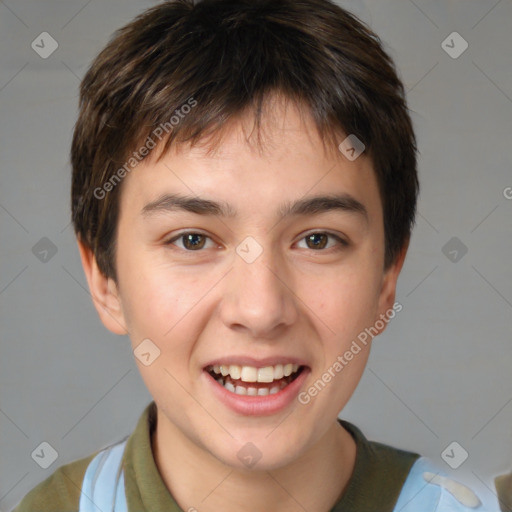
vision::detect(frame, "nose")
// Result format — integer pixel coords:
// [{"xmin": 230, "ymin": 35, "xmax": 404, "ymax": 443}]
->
[{"xmin": 219, "ymin": 243, "xmax": 299, "ymax": 339}]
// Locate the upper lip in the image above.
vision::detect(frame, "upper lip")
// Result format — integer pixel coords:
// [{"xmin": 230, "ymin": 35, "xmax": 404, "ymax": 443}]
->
[{"xmin": 203, "ymin": 356, "xmax": 309, "ymax": 369}]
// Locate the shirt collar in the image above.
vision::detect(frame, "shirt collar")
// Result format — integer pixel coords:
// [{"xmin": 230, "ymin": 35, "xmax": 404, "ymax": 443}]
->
[{"xmin": 122, "ymin": 402, "xmax": 419, "ymax": 512}]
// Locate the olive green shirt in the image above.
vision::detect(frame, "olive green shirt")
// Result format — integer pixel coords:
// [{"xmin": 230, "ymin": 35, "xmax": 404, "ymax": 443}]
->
[{"xmin": 13, "ymin": 402, "xmax": 419, "ymax": 512}]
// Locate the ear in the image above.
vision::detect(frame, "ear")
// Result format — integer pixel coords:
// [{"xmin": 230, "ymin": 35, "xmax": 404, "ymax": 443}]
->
[
  {"xmin": 77, "ymin": 238, "xmax": 128, "ymax": 335},
  {"xmin": 375, "ymin": 239, "xmax": 409, "ymax": 333}
]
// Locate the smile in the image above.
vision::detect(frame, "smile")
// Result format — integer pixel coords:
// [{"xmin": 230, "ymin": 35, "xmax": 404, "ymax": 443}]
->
[{"xmin": 206, "ymin": 363, "xmax": 304, "ymax": 396}]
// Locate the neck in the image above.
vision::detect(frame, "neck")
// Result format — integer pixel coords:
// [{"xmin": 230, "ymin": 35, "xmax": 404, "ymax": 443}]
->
[{"xmin": 152, "ymin": 412, "xmax": 357, "ymax": 512}]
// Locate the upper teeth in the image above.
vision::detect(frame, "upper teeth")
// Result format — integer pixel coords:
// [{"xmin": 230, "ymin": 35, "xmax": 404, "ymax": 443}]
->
[{"xmin": 212, "ymin": 363, "xmax": 299, "ymax": 383}]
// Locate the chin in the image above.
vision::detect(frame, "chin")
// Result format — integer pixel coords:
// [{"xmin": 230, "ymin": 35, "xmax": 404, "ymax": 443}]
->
[{"xmin": 205, "ymin": 428, "xmax": 308, "ymax": 472}]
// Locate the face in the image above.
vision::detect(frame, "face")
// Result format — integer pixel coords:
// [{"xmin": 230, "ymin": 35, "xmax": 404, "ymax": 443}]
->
[{"xmin": 83, "ymin": 100, "xmax": 404, "ymax": 471}]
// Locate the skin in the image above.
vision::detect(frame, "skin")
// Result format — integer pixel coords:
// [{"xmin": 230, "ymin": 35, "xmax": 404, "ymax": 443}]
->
[{"xmin": 79, "ymin": 97, "xmax": 408, "ymax": 512}]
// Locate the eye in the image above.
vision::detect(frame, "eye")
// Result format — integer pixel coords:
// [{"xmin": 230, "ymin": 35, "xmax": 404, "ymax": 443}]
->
[
  {"xmin": 166, "ymin": 232, "xmax": 217, "ymax": 251},
  {"xmin": 296, "ymin": 232, "xmax": 348, "ymax": 251},
  {"xmin": 165, "ymin": 231, "xmax": 348, "ymax": 252}
]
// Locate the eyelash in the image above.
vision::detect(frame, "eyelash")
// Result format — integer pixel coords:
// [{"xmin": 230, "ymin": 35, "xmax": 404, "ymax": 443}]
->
[{"xmin": 165, "ymin": 231, "xmax": 349, "ymax": 252}]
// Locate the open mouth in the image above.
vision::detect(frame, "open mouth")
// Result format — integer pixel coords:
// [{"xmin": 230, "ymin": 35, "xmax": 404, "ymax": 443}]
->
[{"xmin": 206, "ymin": 363, "xmax": 305, "ymax": 396}]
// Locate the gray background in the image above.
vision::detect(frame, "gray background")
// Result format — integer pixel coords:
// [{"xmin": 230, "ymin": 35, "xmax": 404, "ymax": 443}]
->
[{"xmin": 1, "ymin": 0, "xmax": 511, "ymax": 510}]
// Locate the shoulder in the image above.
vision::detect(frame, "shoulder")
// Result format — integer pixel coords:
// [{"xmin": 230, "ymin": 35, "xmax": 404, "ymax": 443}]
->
[
  {"xmin": 336, "ymin": 419, "xmax": 421, "ymax": 510},
  {"xmin": 11, "ymin": 452, "xmax": 97, "ymax": 512},
  {"xmin": 395, "ymin": 456, "xmax": 497, "ymax": 512},
  {"xmin": 338, "ymin": 420, "xmax": 499, "ymax": 512}
]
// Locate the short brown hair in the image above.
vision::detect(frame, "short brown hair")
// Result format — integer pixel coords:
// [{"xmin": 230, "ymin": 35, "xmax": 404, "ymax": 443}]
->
[{"xmin": 71, "ymin": 0, "xmax": 419, "ymax": 280}]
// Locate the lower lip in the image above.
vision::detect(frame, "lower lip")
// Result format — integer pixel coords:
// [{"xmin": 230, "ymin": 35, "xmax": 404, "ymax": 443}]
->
[{"xmin": 203, "ymin": 368, "xmax": 309, "ymax": 416}]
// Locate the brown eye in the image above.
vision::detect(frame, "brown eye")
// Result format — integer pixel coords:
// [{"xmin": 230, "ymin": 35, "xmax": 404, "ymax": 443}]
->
[
  {"xmin": 297, "ymin": 232, "xmax": 348, "ymax": 251},
  {"xmin": 167, "ymin": 232, "xmax": 215, "ymax": 251},
  {"xmin": 306, "ymin": 233, "xmax": 329, "ymax": 249},
  {"xmin": 182, "ymin": 233, "xmax": 206, "ymax": 250}
]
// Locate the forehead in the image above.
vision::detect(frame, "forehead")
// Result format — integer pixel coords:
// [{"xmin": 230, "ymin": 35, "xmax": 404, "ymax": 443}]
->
[
  {"xmin": 118, "ymin": 100, "xmax": 382, "ymax": 223},
  {"xmin": 138, "ymin": 93, "xmax": 367, "ymax": 170}
]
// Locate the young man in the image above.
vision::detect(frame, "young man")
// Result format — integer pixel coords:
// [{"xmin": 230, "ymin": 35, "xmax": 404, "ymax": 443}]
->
[{"xmin": 13, "ymin": 0, "xmax": 499, "ymax": 511}]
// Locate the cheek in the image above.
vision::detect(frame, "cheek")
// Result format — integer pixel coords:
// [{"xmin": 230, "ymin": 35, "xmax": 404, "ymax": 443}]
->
[
  {"xmin": 120, "ymin": 268, "xmax": 213, "ymax": 393},
  {"xmin": 315, "ymin": 267, "xmax": 381, "ymax": 340},
  {"xmin": 312, "ymin": 279, "xmax": 377, "ymax": 406},
  {"xmin": 119, "ymin": 261, "xmax": 217, "ymax": 344}
]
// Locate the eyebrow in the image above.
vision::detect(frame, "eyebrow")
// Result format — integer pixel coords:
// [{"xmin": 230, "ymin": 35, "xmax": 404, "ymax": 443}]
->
[{"xmin": 141, "ymin": 193, "xmax": 368, "ymax": 222}]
